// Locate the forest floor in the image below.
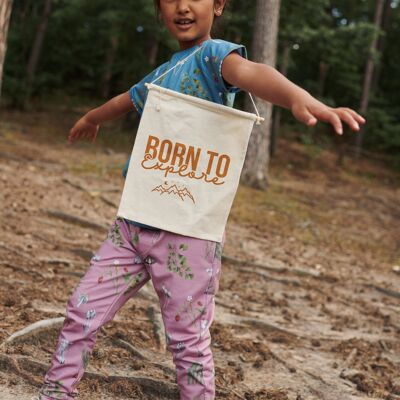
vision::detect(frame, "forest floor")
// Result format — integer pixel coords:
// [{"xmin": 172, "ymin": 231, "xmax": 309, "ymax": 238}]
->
[{"xmin": 0, "ymin": 108, "xmax": 399, "ymax": 400}]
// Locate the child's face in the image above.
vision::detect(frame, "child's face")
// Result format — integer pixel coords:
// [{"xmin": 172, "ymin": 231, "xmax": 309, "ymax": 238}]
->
[{"xmin": 159, "ymin": 0, "xmax": 225, "ymax": 49}]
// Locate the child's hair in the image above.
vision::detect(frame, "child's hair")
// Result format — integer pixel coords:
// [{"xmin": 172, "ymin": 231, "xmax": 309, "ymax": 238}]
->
[{"xmin": 153, "ymin": 0, "xmax": 229, "ymax": 24}]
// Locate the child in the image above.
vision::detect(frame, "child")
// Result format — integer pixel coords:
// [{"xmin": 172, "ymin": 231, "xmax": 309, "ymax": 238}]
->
[{"xmin": 39, "ymin": 0, "xmax": 365, "ymax": 399}]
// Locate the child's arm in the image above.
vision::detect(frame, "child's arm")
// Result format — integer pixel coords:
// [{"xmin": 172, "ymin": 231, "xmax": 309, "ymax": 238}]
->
[
  {"xmin": 221, "ymin": 53, "xmax": 366, "ymax": 135},
  {"xmin": 68, "ymin": 92, "xmax": 136, "ymax": 144}
]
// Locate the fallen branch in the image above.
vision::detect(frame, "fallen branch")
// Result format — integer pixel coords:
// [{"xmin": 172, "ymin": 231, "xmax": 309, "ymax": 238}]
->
[
  {"xmin": 63, "ymin": 178, "xmax": 120, "ymax": 199},
  {"xmin": 366, "ymin": 284, "xmax": 400, "ymax": 299},
  {"xmin": 99, "ymin": 195, "xmax": 118, "ymax": 208},
  {"xmin": 38, "ymin": 256, "xmax": 86, "ymax": 268},
  {"xmin": 239, "ymin": 317, "xmax": 303, "ymax": 339},
  {"xmin": 43, "ymin": 209, "xmax": 107, "ymax": 232},
  {"xmin": 222, "ymin": 254, "xmax": 286, "ymax": 273},
  {"xmin": 303, "ymin": 368, "xmax": 329, "ymax": 385},
  {"xmin": 99, "ymin": 327, "xmax": 175, "ymax": 376},
  {"xmin": 236, "ymin": 267, "xmax": 301, "ymax": 287},
  {"xmin": 217, "ymin": 312, "xmax": 304, "ymax": 340},
  {"xmin": 100, "ymin": 328, "xmax": 146, "ymax": 360},
  {"xmin": 215, "ymin": 297, "xmax": 241, "ymax": 312},
  {"xmin": 62, "ymin": 177, "xmax": 89, "ymax": 192},
  {"xmin": 39, "ymin": 257, "xmax": 74, "ymax": 265},
  {"xmin": 0, "ymin": 261, "xmax": 47, "ymax": 279},
  {"xmin": 0, "ymin": 317, "xmax": 64, "ymax": 349},
  {"xmin": 223, "ymin": 254, "xmax": 337, "ymax": 282}
]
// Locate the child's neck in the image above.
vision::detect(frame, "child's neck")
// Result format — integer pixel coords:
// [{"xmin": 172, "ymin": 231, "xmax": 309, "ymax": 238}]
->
[{"xmin": 178, "ymin": 34, "xmax": 212, "ymax": 50}]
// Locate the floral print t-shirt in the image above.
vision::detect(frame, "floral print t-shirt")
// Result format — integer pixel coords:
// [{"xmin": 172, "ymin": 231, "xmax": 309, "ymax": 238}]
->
[{"xmin": 123, "ymin": 38, "xmax": 248, "ymax": 230}]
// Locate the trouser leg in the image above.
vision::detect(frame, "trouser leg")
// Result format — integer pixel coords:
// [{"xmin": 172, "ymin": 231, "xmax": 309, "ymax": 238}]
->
[
  {"xmin": 38, "ymin": 217, "xmax": 151, "ymax": 400},
  {"xmin": 145, "ymin": 229, "xmax": 226, "ymax": 400}
]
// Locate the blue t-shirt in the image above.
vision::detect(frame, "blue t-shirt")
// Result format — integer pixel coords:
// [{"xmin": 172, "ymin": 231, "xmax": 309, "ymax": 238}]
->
[{"xmin": 123, "ymin": 38, "xmax": 247, "ymax": 230}]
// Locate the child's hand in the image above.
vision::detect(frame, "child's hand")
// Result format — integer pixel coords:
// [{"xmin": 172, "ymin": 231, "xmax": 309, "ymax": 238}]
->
[
  {"xmin": 291, "ymin": 93, "xmax": 366, "ymax": 135},
  {"xmin": 68, "ymin": 116, "xmax": 99, "ymax": 144}
]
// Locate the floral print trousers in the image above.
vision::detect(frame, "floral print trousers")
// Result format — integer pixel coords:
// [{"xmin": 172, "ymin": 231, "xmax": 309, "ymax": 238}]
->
[{"xmin": 38, "ymin": 216, "xmax": 226, "ymax": 400}]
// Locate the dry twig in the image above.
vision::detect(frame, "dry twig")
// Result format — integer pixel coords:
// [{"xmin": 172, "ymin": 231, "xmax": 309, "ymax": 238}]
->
[{"xmin": 0, "ymin": 317, "xmax": 64, "ymax": 349}]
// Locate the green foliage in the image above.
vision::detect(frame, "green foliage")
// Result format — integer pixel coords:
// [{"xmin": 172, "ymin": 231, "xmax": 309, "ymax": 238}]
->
[
  {"xmin": 277, "ymin": 0, "xmax": 400, "ymax": 166},
  {"xmin": 365, "ymin": 100, "xmax": 400, "ymax": 152},
  {"xmin": 3, "ymin": 0, "xmax": 169, "ymax": 104}
]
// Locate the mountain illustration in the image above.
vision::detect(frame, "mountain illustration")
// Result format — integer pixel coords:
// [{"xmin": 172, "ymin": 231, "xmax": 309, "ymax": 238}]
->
[{"xmin": 151, "ymin": 182, "xmax": 195, "ymax": 203}]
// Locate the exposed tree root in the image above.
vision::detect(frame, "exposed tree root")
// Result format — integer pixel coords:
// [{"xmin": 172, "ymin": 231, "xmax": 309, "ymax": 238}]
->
[
  {"xmin": 366, "ymin": 284, "xmax": 400, "ymax": 299},
  {"xmin": 99, "ymin": 327, "xmax": 147, "ymax": 360},
  {"xmin": 0, "ymin": 353, "xmax": 180, "ymax": 398},
  {"xmin": 222, "ymin": 255, "xmax": 287, "ymax": 272},
  {"xmin": 43, "ymin": 209, "xmax": 107, "ymax": 231},
  {"xmin": 3, "ymin": 316, "xmax": 173, "ymax": 380},
  {"xmin": 0, "ymin": 261, "xmax": 47, "ymax": 279},
  {"xmin": 222, "ymin": 254, "xmax": 337, "ymax": 282},
  {"xmin": 38, "ymin": 256, "xmax": 86, "ymax": 268},
  {"xmin": 236, "ymin": 267, "xmax": 301, "ymax": 286},
  {"xmin": 219, "ymin": 313, "xmax": 304, "ymax": 339},
  {"xmin": 101, "ymin": 331, "xmax": 175, "ymax": 376},
  {"xmin": 62, "ymin": 178, "xmax": 118, "ymax": 208},
  {"xmin": 0, "ymin": 317, "xmax": 64, "ymax": 349},
  {"xmin": 99, "ymin": 196, "xmax": 118, "ymax": 208},
  {"xmin": 0, "ymin": 353, "xmax": 232, "ymax": 398}
]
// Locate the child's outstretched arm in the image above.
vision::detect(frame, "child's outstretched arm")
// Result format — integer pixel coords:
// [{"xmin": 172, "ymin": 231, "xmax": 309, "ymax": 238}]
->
[
  {"xmin": 221, "ymin": 53, "xmax": 366, "ymax": 135},
  {"xmin": 67, "ymin": 92, "xmax": 135, "ymax": 144}
]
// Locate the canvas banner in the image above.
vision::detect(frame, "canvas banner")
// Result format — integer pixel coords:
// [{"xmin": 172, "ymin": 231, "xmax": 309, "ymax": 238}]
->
[{"xmin": 117, "ymin": 83, "xmax": 260, "ymax": 242}]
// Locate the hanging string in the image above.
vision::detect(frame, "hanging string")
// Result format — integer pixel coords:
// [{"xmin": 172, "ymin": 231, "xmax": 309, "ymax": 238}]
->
[
  {"xmin": 149, "ymin": 42, "xmax": 263, "ymax": 124},
  {"xmin": 150, "ymin": 46, "xmax": 203, "ymax": 85},
  {"xmin": 248, "ymin": 93, "xmax": 262, "ymax": 124}
]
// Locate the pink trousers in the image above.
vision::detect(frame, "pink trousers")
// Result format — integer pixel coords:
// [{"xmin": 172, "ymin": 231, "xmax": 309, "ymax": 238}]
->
[{"xmin": 38, "ymin": 217, "xmax": 225, "ymax": 400}]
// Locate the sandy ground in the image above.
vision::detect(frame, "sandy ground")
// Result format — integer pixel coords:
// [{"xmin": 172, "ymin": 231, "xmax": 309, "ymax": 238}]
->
[{"xmin": 0, "ymin": 119, "xmax": 399, "ymax": 400}]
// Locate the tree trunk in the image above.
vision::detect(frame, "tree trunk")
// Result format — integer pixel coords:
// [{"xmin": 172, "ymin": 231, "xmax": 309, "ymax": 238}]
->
[
  {"xmin": 355, "ymin": 0, "xmax": 385, "ymax": 159},
  {"xmin": 372, "ymin": 0, "xmax": 392, "ymax": 91},
  {"xmin": 271, "ymin": 40, "xmax": 290, "ymax": 158},
  {"xmin": 101, "ymin": 34, "xmax": 119, "ymax": 98},
  {"xmin": 0, "ymin": 0, "xmax": 13, "ymax": 99},
  {"xmin": 25, "ymin": 0, "xmax": 52, "ymax": 98},
  {"xmin": 241, "ymin": 0, "xmax": 281, "ymax": 190}
]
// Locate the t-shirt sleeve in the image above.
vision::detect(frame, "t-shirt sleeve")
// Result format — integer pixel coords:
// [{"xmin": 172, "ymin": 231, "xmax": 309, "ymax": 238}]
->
[
  {"xmin": 128, "ymin": 62, "xmax": 169, "ymax": 115},
  {"xmin": 202, "ymin": 39, "xmax": 248, "ymax": 94}
]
